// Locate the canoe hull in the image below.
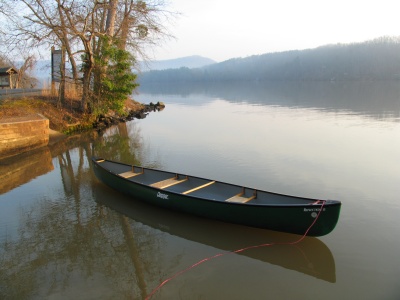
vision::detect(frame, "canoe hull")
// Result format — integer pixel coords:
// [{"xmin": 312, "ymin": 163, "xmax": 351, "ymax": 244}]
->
[{"xmin": 92, "ymin": 158, "xmax": 341, "ymax": 236}]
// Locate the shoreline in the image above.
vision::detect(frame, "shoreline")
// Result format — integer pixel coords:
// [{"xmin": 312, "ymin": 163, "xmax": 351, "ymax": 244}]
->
[{"xmin": 0, "ymin": 100, "xmax": 165, "ymax": 159}]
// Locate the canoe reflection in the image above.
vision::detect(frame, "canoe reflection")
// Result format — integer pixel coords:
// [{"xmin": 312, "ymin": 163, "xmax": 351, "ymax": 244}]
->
[{"xmin": 94, "ymin": 182, "xmax": 336, "ymax": 283}]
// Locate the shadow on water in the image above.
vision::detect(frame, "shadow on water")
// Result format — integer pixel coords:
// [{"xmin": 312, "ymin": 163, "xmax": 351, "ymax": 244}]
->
[{"xmin": 93, "ymin": 179, "xmax": 336, "ymax": 283}]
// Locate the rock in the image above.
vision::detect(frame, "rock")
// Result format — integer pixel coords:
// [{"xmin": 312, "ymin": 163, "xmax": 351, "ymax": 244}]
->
[{"xmin": 92, "ymin": 102, "xmax": 165, "ymax": 133}]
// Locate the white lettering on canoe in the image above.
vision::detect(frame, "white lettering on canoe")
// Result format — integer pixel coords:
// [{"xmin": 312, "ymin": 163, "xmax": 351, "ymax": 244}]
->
[
  {"xmin": 157, "ymin": 192, "xmax": 169, "ymax": 200},
  {"xmin": 303, "ymin": 208, "xmax": 326, "ymax": 212}
]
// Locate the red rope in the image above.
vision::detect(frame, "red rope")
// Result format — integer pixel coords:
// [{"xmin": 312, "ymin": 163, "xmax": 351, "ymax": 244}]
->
[{"xmin": 145, "ymin": 200, "xmax": 326, "ymax": 299}]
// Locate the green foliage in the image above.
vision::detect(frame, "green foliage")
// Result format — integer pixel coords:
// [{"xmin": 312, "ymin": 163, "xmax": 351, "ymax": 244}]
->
[{"xmin": 90, "ymin": 37, "xmax": 139, "ymax": 116}]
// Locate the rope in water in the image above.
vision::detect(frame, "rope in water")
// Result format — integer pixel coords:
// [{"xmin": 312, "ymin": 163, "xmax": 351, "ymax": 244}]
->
[{"xmin": 145, "ymin": 200, "xmax": 326, "ymax": 300}]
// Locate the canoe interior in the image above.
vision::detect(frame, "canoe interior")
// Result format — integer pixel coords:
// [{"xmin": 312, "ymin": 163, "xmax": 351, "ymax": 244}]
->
[{"xmin": 96, "ymin": 159, "xmax": 331, "ymax": 206}]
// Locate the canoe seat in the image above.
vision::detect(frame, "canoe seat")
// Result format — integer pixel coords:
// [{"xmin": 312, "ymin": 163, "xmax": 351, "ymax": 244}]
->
[
  {"xmin": 226, "ymin": 190, "xmax": 257, "ymax": 203},
  {"xmin": 119, "ymin": 167, "xmax": 144, "ymax": 179},
  {"xmin": 150, "ymin": 176, "xmax": 188, "ymax": 189}
]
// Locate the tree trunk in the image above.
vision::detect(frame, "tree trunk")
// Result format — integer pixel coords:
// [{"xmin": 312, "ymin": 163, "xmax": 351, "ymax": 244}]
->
[
  {"xmin": 81, "ymin": 49, "xmax": 94, "ymax": 113},
  {"xmin": 58, "ymin": 48, "xmax": 66, "ymax": 108},
  {"xmin": 56, "ymin": 2, "xmax": 80, "ymax": 98},
  {"xmin": 93, "ymin": 0, "xmax": 118, "ymax": 103},
  {"xmin": 105, "ymin": 0, "xmax": 118, "ymax": 37},
  {"xmin": 119, "ymin": 16, "xmax": 131, "ymax": 50},
  {"xmin": 81, "ymin": 67, "xmax": 92, "ymax": 113}
]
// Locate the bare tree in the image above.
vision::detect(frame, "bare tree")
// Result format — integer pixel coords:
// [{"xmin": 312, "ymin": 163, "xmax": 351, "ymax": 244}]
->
[
  {"xmin": 16, "ymin": 55, "xmax": 37, "ymax": 88},
  {"xmin": 0, "ymin": 0, "xmax": 175, "ymax": 113}
]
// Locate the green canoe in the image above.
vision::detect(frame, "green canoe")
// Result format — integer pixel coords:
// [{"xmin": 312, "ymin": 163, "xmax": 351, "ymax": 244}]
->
[{"xmin": 92, "ymin": 157, "xmax": 341, "ymax": 236}]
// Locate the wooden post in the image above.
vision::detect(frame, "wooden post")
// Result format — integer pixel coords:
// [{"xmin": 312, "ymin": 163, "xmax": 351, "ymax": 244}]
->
[
  {"xmin": 51, "ymin": 46, "xmax": 56, "ymax": 95},
  {"xmin": 58, "ymin": 46, "xmax": 66, "ymax": 106}
]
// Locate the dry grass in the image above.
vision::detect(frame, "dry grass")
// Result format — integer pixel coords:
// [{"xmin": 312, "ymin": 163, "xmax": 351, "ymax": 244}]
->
[
  {"xmin": 0, "ymin": 96, "xmax": 88, "ymax": 132},
  {"xmin": 0, "ymin": 88, "xmax": 144, "ymax": 133},
  {"xmin": 41, "ymin": 81, "xmax": 82, "ymax": 99}
]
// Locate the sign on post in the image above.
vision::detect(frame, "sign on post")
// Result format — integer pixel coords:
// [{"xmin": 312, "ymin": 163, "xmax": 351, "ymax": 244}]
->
[{"xmin": 51, "ymin": 47, "xmax": 63, "ymax": 83}]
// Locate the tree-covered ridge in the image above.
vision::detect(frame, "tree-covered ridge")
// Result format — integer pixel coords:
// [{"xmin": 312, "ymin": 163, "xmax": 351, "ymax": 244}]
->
[{"xmin": 139, "ymin": 37, "xmax": 400, "ymax": 83}]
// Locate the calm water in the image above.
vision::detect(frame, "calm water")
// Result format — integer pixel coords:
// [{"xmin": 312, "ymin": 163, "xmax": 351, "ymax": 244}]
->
[{"xmin": 1, "ymin": 81, "xmax": 399, "ymax": 299}]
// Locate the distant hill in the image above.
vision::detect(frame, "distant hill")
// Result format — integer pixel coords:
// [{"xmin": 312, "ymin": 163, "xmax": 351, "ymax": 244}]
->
[
  {"xmin": 137, "ymin": 55, "xmax": 216, "ymax": 71},
  {"xmin": 138, "ymin": 37, "xmax": 400, "ymax": 83}
]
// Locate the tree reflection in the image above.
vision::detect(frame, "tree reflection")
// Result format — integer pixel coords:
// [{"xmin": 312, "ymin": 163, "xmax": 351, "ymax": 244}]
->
[
  {"xmin": 0, "ymin": 197, "xmax": 167, "ymax": 298},
  {"xmin": 0, "ymin": 121, "xmax": 166, "ymax": 299}
]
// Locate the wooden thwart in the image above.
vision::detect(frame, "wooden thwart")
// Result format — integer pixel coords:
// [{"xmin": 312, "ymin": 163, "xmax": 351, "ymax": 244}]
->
[
  {"xmin": 150, "ymin": 176, "xmax": 188, "ymax": 189},
  {"xmin": 226, "ymin": 189, "xmax": 257, "ymax": 203},
  {"xmin": 119, "ymin": 167, "xmax": 144, "ymax": 179},
  {"xmin": 182, "ymin": 181, "xmax": 216, "ymax": 195}
]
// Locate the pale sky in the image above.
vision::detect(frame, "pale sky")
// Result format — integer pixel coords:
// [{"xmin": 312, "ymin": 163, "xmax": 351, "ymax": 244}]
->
[{"xmin": 152, "ymin": 0, "xmax": 400, "ymax": 62}]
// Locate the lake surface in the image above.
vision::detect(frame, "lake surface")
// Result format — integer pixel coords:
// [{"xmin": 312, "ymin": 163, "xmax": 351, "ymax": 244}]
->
[{"xmin": 1, "ymin": 81, "xmax": 399, "ymax": 299}]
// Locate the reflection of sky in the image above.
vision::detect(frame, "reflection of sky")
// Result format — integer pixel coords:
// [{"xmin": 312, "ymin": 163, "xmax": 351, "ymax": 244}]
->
[
  {"xmin": 133, "ymin": 95, "xmax": 400, "ymax": 206},
  {"xmin": 136, "ymin": 81, "xmax": 400, "ymax": 122}
]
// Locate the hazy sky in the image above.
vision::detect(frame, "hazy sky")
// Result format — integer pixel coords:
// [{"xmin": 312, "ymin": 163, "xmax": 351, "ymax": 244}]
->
[{"xmin": 152, "ymin": 0, "xmax": 400, "ymax": 62}]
